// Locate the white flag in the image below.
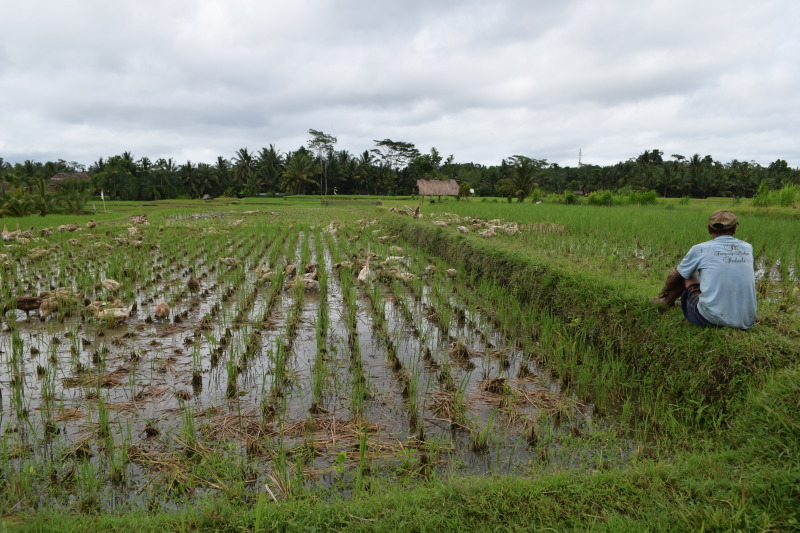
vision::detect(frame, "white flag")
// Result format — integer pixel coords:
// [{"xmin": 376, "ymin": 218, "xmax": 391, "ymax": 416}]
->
[{"xmin": 101, "ymin": 191, "xmax": 104, "ymax": 200}]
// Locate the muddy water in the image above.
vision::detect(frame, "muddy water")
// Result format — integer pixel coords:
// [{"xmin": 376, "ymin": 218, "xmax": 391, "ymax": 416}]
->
[{"xmin": 0, "ymin": 221, "xmax": 635, "ymax": 509}]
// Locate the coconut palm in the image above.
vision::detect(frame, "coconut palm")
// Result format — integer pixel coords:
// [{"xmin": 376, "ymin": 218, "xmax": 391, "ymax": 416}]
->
[
  {"xmin": 499, "ymin": 155, "xmax": 544, "ymax": 202},
  {"xmin": 338, "ymin": 154, "xmax": 361, "ymax": 194},
  {"xmin": 0, "ymin": 189, "xmax": 35, "ymax": 217},
  {"xmin": 180, "ymin": 161, "xmax": 201, "ymax": 198},
  {"xmin": 57, "ymin": 180, "xmax": 90, "ymax": 214},
  {"xmin": 232, "ymin": 148, "xmax": 255, "ymax": 191},
  {"xmin": 194, "ymin": 163, "xmax": 217, "ymax": 197},
  {"xmin": 281, "ymin": 150, "xmax": 320, "ymax": 194},
  {"xmin": 214, "ymin": 157, "xmax": 231, "ymax": 194},
  {"xmin": 32, "ymin": 179, "xmax": 57, "ymax": 216},
  {"xmin": 255, "ymin": 145, "xmax": 284, "ymax": 193}
]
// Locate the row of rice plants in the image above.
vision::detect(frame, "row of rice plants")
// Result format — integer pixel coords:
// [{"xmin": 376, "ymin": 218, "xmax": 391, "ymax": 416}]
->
[{"xmin": 424, "ymin": 202, "xmax": 799, "ymax": 309}]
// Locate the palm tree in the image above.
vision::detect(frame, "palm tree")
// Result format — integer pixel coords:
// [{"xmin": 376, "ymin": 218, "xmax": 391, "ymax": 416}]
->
[
  {"xmin": 255, "ymin": 145, "xmax": 284, "ymax": 193},
  {"xmin": 57, "ymin": 180, "xmax": 90, "ymax": 214},
  {"xmin": 90, "ymin": 157, "xmax": 106, "ymax": 174},
  {"xmin": 0, "ymin": 158, "xmax": 11, "ymax": 188},
  {"xmin": 153, "ymin": 158, "xmax": 178, "ymax": 198},
  {"xmin": 18, "ymin": 160, "xmax": 40, "ymax": 188},
  {"xmin": 338, "ymin": 155, "xmax": 361, "ymax": 194},
  {"xmin": 232, "ymin": 148, "xmax": 255, "ymax": 191},
  {"xmin": 499, "ymin": 156, "xmax": 543, "ymax": 202},
  {"xmin": 180, "ymin": 161, "xmax": 200, "ymax": 198},
  {"xmin": 0, "ymin": 189, "xmax": 35, "ymax": 217},
  {"xmin": 371, "ymin": 162, "xmax": 394, "ymax": 195},
  {"xmin": 353, "ymin": 150, "xmax": 373, "ymax": 194},
  {"xmin": 214, "ymin": 157, "xmax": 232, "ymax": 194},
  {"xmin": 281, "ymin": 150, "xmax": 320, "ymax": 194},
  {"xmin": 196, "ymin": 163, "xmax": 218, "ymax": 197},
  {"xmin": 655, "ymin": 164, "xmax": 680, "ymax": 198},
  {"xmin": 120, "ymin": 151, "xmax": 136, "ymax": 172},
  {"xmin": 32, "ymin": 179, "xmax": 57, "ymax": 216}
]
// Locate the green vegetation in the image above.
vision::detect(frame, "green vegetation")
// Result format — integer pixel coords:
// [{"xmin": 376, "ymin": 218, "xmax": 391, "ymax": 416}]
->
[
  {"xmin": 0, "ymin": 197, "xmax": 798, "ymax": 531},
  {"xmin": 2, "ymin": 144, "xmax": 798, "ymax": 208}
]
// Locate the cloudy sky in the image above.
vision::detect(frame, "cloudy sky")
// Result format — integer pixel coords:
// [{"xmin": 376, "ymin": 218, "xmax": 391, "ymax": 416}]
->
[{"xmin": 2, "ymin": 0, "xmax": 798, "ymax": 169}]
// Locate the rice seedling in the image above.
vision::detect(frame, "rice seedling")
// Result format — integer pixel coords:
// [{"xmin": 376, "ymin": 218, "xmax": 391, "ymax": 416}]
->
[
  {"xmin": 470, "ymin": 411, "xmax": 495, "ymax": 453},
  {"xmin": 180, "ymin": 401, "xmax": 198, "ymax": 453},
  {"xmin": 310, "ymin": 319, "xmax": 328, "ymax": 414},
  {"xmin": 2, "ymin": 202, "xmax": 741, "ymax": 515}
]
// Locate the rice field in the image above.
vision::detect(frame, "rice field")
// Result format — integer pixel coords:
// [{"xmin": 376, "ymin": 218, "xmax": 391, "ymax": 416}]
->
[
  {"xmin": 423, "ymin": 200, "xmax": 800, "ymax": 311},
  {"xmin": 0, "ymin": 206, "xmax": 638, "ymax": 512}
]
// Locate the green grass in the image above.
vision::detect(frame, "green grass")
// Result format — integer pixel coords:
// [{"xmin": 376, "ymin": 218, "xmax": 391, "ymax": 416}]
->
[
  {"xmin": 8, "ymin": 438, "xmax": 799, "ymax": 531},
  {"xmin": 383, "ymin": 212, "xmax": 799, "ymax": 429},
  {"xmin": 1, "ymin": 197, "xmax": 798, "ymax": 531}
]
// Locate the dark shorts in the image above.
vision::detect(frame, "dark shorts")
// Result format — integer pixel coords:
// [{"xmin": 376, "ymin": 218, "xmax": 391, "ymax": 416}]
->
[{"xmin": 681, "ymin": 284, "xmax": 715, "ymax": 327}]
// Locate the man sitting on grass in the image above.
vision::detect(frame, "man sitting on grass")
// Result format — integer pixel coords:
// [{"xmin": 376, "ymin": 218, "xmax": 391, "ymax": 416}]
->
[{"xmin": 655, "ymin": 209, "xmax": 756, "ymax": 329}]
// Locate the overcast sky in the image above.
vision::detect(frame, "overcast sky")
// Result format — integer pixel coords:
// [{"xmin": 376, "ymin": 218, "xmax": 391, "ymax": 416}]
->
[{"xmin": 1, "ymin": 0, "xmax": 798, "ymax": 169}]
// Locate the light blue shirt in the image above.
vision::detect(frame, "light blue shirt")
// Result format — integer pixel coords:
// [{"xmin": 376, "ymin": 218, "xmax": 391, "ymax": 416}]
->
[{"xmin": 677, "ymin": 235, "xmax": 757, "ymax": 329}]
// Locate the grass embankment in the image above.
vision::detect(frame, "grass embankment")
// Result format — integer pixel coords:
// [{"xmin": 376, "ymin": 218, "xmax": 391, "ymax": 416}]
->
[{"xmin": 383, "ymin": 214, "xmax": 799, "ymax": 430}]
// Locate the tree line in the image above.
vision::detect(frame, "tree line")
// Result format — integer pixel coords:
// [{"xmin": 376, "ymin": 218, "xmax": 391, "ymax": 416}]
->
[{"xmin": 2, "ymin": 132, "xmax": 799, "ymax": 216}]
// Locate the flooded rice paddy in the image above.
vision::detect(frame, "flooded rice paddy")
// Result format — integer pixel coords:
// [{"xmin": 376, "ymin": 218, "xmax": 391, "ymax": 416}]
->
[{"xmin": 0, "ymin": 211, "xmax": 635, "ymax": 510}]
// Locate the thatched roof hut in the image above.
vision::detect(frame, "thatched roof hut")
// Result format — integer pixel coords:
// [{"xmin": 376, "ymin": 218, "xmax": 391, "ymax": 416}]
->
[
  {"xmin": 202, "ymin": 194, "xmax": 213, "ymax": 201},
  {"xmin": 47, "ymin": 173, "xmax": 92, "ymax": 192},
  {"xmin": 416, "ymin": 179, "xmax": 459, "ymax": 197}
]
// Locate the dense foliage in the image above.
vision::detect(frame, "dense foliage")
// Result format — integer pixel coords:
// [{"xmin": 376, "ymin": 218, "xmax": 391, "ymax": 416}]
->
[{"xmin": 2, "ymin": 139, "xmax": 799, "ymax": 216}]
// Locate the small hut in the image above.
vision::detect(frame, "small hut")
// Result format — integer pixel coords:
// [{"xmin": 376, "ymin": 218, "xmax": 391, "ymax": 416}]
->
[
  {"xmin": 47, "ymin": 172, "xmax": 92, "ymax": 192},
  {"xmin": 416, "ymin": 179, "xmax": 459, "ymax": 206},
  {"xmin": 202, "ymin": 194, "xmax": 213, "ymax": 201}
]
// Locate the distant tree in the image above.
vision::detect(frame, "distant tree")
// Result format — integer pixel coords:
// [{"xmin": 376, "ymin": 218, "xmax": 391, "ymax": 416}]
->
[
  {"xmin": 499, "ymin": 155, "xmax": 545, "ymax": 202},
  {"xmin": 307, "ymin": 129, "xmax": 337, "ymax": 195},
  {"xmin": 371, "ymin": 162, "xmax": 395, "ymax": 195},
  {"xmin": 16, "ymin": 160, "xmax": 41, "ymax": 188},
  {"xmin": 90, "ymin": 157, "xmax": 106, "ymax": 174},
  {"xmin": 195, "ymin": 163, "xmax": 217, "ymax": 197},
  {"xmin": 685, "ymin": 153, "xmax": 727, "ymax": 198},
  {"xmin": 654, "ymin": 163, "xmax": 682, "ymax": 197},
  {"xmin": 371, "ymin": 139, "xmax": 420, "ymax": 195},
  {"xmin": 0, "ymin": 189, "xmax": 35, "ymax": 217},
  {"xmin": 41, "ymin": 160, "xmax": 69, "ymax": 180},
  {"xmin": 255, "ymin": 145, "xmax": 284, "ymax": 193},
  {"xmin": 727, "ymin": 160, "xmax": 759, "ymax": 198},
  {"xmin": 232, "ymin": 148, "xmax": 256, "ymax": 192},
  {"xmin": 480, "ymin": 165, "xmax": 502, "ymax": 197},
  {"xmin": 335, "ymin": 151, "xmax": 361, "ymax": 194},
  {"xmin": 371, "ymin": 139, "xmax": 419, "ymax": 172},
  {"xmin": 539, "ymin": 163, "xmax": 565, "ymax": 193},
  {"xmin": 180, "ymin": 161, "xmax": 200, "ymax": 198},
  {"xmin": 767, "ymin": 159, "xmax": 793, "ymax": 187},
  {"xmin": 356, "ymin": 150, "xmax": 376, "ymax": 194},
  {"xmin": 94, "ymin": 155, "xmax": 136, "ymax": 199},
  {"xmin": 57, "ymin": 179, "xmax": 90, "ymax": 214},
  {"xmin": 153, "ymin": 158, "xmax": 178, "ymax": 198},
  {"xmin": 409, "ymin": 147, "xmax": 443, "ymax": 180},
  {"xmin": 32, "ymin": 179, "xmax": 57, "ymax": 216},
  {"xmin": 281, "ymin": 149, "xmax": 320, "ymax": 194}
]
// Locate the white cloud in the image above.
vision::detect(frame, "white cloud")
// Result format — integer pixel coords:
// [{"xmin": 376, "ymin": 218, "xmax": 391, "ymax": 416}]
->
[{"xmin": 1, "ymin": 0, "xmax": 798, "ymax": 168}]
